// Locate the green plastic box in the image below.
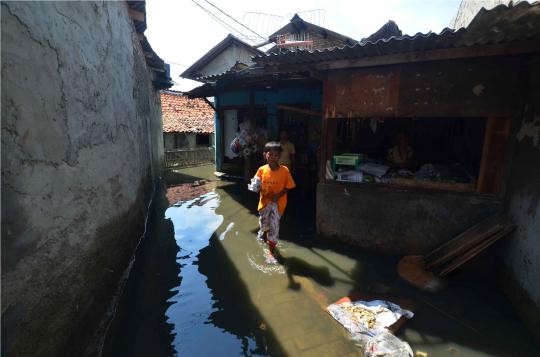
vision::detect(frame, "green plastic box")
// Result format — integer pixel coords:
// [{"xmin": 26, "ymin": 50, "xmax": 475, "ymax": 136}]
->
[{"xmin": 332, "ymin": 153, "xmax": 363, "ymax": 172}]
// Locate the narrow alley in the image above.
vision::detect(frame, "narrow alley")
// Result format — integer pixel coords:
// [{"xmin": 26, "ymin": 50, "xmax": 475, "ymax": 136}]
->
[
  {"xmin": 102, "ymin": 165, "xmax": 538, "ymax": 357},
  {"xmin": 2, "ymin": 1, "xmax": 540, "ymax": 356}
]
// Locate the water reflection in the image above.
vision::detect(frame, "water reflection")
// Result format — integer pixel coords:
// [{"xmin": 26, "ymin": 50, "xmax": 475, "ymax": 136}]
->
[
  {"xmin": 164, "ymin": 192, "xmax": 261, "ymax": 356},
  {"xmin": 102, "ymin": 192, "xmax": 179, "ymax": 357},
  {"xmin": 103, "ymin": 166, "xmax": 539, "ymax": 357}
]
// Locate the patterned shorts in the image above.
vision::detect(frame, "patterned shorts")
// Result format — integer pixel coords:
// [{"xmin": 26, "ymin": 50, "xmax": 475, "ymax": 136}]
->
[{"xmin": 257, "ymin": 202, "xmax": 281, "ymax": 246}]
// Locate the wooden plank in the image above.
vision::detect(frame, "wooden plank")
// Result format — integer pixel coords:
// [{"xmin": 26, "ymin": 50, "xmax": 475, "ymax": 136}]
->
[
  {"xmin": 477, "ymin": 117, "xmax": 512, "ymax": 194},
  {"xmin": 319, "ymin": 80, "xmax": 331, "ymax": 183},
  {"xmin": 319, "ymin": 116, "xmax": 328, "ymax": 182},
  {"xmin": 398, "ymin": 59, "xmax": 519, "ymax": 117},
  {"xmin": 319, "ymin": 57, "xmax": 520, "ymax": 118},
  {"xmin": 128, "ymin": 8, "xmax": 145, "ymax": 22},
  {"xmin": 438, "ymin": 225, "xmax": 515, "ymax": 277},
  {"xmin": 438, "ymin": 225, "xmax": 514, "ymax": 275},
  {"xmin": 312, "ymin": 41, "xmax": 540, "ymax": 71},
  {"xmin": 322, "ymin": 67, "xmax": 400, "ymax": 118},
  {"xmin": 326, "ymin": 119, "xmax": 337, "ymax": 180},
  {"xmin": 425, "ymin": 214, "xmax": 504, "ymax": 265},
  {"xmin": 426, "ymin": 224, "xmax": 503, "ymax": 270},
  {"xmin": 276, "ymin": 104, "xmax": 321, "ymax": 117}
]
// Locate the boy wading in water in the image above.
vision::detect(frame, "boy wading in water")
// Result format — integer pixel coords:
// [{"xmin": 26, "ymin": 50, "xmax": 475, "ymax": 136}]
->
[{"xmin": 255, "ymin": 142, "xmax": 296, "ymax": 263}]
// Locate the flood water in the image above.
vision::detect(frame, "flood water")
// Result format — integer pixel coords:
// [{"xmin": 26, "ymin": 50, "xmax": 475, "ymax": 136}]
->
[{"xmin": 102, "ymin": 165, "xmax": 538, "ymax": 357}]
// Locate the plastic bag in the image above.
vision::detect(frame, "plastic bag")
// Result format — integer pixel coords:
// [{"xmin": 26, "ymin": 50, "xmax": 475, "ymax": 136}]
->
[
  {"xmin": 365, "ymin": 331, "xmax": 413, "ymax": 357},
  {"xmin": 326, "ymin": 299, "xmax": 414, "ymax": 347},
  {"xmin": 230, "ymin": 137, "xmax": 241, "ymax": 154},
  {"xmin": 247, "ymin": 176, "xmax": 261, "ymax": 192}
]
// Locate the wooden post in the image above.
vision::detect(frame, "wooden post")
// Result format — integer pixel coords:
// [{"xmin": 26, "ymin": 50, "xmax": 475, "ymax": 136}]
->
[
  {"xmin": 477, "ymin": 117, "xmax": 511, "ymax": 194},
  {"xmin": 319, "ymin": 116, "xmax": 328, "ymax": 183},
  {"xmin": 244, "ymin": 91, "xmax": 256, "ymax": 181}
]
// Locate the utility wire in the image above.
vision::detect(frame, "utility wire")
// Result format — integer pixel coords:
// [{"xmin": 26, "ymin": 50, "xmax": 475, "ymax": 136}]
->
[
  {"xmin": 163, "ymin": 60, "xmax": 191, "ymax": 67},
  {"xmin": 191, "ymin": 0, "xmax": 243, "ymax": 37},
  {"xmin": 203, "ymin": 0, "xmax": 265, "ymax": 40}
]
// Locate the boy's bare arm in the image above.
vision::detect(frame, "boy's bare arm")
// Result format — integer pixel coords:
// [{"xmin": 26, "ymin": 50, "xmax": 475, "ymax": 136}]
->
[{"xmin": 270, "ymin": 188, "xmax": 289, "ymax": 202}]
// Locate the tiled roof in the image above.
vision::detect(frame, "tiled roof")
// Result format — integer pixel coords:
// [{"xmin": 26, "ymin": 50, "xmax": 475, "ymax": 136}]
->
[
  {"xmin": 253, "ymin": 2, "xmax": 540, "ymax": 66},
  {"xmin": 161, "ymin": 91, "xmax": 214, "ymax": 133}
]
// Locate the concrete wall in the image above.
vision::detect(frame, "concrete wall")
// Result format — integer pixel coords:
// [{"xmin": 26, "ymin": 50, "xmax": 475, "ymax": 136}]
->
[
  {"xmin": 316, "ymin": 183, "xmax": 502, "ymax": 254},
  {"xmin": 164, "ymin": 133, "xmax": 214, "ymax": 150},
  {"xmin": 1, "ymin": 2, "xmax": 163, "ymax": 356},
  {"xmin": 198, "ymin": 44, "xmax": 256, "ymax": 78},
  {"xmin": 450, "ymin": 0, "xmax": 516, "ymax": 29},
  {"xmin": 502, "ymin": 58, "xmax": 540, "ymax": 337}
]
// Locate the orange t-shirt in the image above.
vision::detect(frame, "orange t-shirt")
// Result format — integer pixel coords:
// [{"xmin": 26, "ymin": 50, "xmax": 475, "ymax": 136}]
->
[{"xmin": 256, "ymin": 164, "xmax": 296, "ymax": 215}]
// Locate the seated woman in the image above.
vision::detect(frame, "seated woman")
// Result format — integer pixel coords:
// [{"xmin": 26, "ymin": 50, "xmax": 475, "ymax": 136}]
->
[{"xmin": 387, "ymin": 133, "xmax": 414, "ymax": 170}]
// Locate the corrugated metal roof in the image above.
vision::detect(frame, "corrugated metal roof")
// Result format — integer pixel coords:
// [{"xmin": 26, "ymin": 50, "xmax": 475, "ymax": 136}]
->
[
  {"xmin": 254, "ymin": 2, "xmax": 540, "ymax": 66},
  {"xmin": 186, "ymin": 68, "xmax": 319, "ymax": 98},
  {"xmin": 195, "ymin": 65, "xmax": 269, "ymax": 82}
]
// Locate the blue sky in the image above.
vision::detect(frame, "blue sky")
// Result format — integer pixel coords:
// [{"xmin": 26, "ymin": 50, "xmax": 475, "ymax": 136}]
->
[{"xmin": 145, "ymin": 0, "xmax": 462, "ymax": 91}]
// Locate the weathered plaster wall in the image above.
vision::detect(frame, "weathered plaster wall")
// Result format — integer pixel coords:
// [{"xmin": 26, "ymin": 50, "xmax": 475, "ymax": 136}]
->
[
  {"xmin": 503, "ymin": 58, "xmax": 540, "ymax": 336},
  {"xmin": 451, "ymin": 0, "xmax": 515, "ymax": 29},
  {"xmin": 317, "ymin": 183, "xmax": 502, "ymax": 254},
  {"xmin": 1, "ymin": 2, "xmax": 163, "ymax": 356}
]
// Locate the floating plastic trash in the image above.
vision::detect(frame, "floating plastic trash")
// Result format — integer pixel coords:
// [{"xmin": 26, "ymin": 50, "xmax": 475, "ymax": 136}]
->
[{"xmin": 327, "ymin": 298, "xmax": 413, "ymax": 346}]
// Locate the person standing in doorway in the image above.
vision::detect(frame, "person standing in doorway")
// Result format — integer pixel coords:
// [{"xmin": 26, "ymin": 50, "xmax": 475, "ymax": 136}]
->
[
  {"xmin": 278, "ymin": 130, "xmax": 296, "ymax": 172},
  {"xmin": 387, "ymin": 132, "xmax": 415, "ymax": 170}
]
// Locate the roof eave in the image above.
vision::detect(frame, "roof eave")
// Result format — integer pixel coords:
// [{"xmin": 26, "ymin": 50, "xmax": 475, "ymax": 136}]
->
[{"xmin": 181, "ymin": 34, "xmax": 264, "ymax": 79}]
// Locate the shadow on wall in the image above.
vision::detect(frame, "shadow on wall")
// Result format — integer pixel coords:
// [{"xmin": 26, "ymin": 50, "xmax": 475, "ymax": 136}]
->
[{"xmin": 101, "ymin": 190, "xmax": 180, "ymax": 357}]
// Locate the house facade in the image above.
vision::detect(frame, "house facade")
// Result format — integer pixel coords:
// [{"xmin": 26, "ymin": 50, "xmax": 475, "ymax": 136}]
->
[
  {"xmin": 187, "ymin": 15, "xmax": 358, "ymax": 180},
  {"xmin": 181, "ymin": 34, "xmax": 263, "ymax": 82},
  {"xmin": 254, "ymin": 2, "xmax": 540, "ymax": 338},
  {"xmin": 161, "ymin": 90, "xmax": 215, "ymax": 150},
  {"xmin": 266, "ymin": 13, "xmax": 357, "ymax": 53}
]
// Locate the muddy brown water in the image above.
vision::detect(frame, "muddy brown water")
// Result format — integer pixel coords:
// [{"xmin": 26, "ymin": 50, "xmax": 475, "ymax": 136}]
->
[{"xmin": 102, "ymin": 165, "xmax": 538, "ymax": 357}]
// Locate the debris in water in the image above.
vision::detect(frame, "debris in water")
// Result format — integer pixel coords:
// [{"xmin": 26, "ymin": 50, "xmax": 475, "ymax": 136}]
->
[
  {"xmin": 397, "ymin": 255, "xmax": 442, "ymax": 292},
  {"xmin": 327, "ymin": 297, "xmax": 414, "ymax": 346}
]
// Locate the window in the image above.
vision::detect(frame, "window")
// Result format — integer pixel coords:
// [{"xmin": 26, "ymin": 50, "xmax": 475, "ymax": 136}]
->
[
  {"xmin": 196, "ymin": 133, "xmax": 210, "ymax": 146},
  {"xmin": 329, "ymin": 117, "xmax": 493, "ymax": 192}
]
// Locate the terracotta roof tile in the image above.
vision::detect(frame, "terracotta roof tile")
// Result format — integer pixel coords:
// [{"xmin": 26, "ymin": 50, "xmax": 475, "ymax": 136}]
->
[{"xmin": 161, "ymin": 91, "xmax": 214, "ymax": 133}]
